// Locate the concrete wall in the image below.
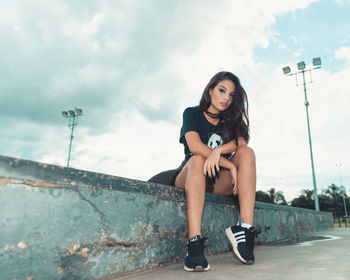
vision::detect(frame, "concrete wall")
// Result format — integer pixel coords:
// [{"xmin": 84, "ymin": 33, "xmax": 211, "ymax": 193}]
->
[{"xmin": 0, "ymin": 155, "xmax": 333, "ymax": 279}]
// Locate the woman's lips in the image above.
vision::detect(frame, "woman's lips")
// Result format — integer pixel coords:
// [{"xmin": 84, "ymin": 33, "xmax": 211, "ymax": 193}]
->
[{"xmin": 220, "ymin": 102, "xmax": 227, "ymax": 107}]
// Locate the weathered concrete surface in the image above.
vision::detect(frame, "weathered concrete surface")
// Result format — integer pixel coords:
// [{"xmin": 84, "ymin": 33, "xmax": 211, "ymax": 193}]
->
[
  {"xmin": 120, "ymin": 228, "xmax": 350, "ymax": 280},
  {"xmin": 0, "ymin": 155, "xmax": 333, "ymax": 279}
]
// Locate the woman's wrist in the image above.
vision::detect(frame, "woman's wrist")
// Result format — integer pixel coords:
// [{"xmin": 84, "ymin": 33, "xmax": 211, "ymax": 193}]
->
[{"xmin": 215, "ymin": 146, "xmax": 222, "ymax": 155}]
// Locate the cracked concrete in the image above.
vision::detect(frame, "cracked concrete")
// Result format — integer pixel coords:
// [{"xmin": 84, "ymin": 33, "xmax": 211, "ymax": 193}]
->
[{"xmin": 0, "ymin": 154, "xmax": 333, "ymax": 279}]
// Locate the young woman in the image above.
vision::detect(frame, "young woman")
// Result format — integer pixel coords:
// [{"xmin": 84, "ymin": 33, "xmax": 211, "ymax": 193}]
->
[{"xmin": 174, "ymin": 71, "xmax": 258, "ymax": 271}]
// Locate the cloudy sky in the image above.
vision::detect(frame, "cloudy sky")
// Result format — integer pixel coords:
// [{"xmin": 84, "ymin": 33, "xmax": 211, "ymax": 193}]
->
[{"xmin": 1, "ymin": 0, "xmax": 349, "ymax": 201}]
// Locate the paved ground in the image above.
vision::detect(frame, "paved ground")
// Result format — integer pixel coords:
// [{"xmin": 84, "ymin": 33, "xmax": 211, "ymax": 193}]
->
[{"xmin": 119, "ymin": 228, "xmax": 350, "ymax": 280}]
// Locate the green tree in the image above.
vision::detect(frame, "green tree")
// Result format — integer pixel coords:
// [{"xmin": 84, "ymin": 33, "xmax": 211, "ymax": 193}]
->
[
  {"xmin": 291, "ymin": 189, "xmax": 314, "ymax": 210},
  {"xmin": 268, "ymin": 188, "xmax": 287, "ymax": 205},
  {"xmin": 291, "ymin": 184, "xmax": 350, "ymax": 219},
  {"xmin": 255, "ymin": 190, "xmax": 274, "ymax": 203},
  {"xmin": 322, "ymin": 184, "xmax": 349, "ymax": 218},
  {"xmin": 255, "ymin": 188, "xmax": 287, "ymax": 205}
]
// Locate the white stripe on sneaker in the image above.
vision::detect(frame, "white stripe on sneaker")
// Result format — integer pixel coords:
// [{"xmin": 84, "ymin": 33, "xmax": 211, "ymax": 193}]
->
[
  {"xmin": 225, "ymin": 227, "xmax": 249, "ymax": 264},
  {"xmin": 236, "ymin": 237, "xmax": 246, "ymax": 242}
]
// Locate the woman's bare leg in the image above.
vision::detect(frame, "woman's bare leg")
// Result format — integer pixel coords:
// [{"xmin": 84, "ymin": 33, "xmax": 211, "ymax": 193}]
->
[
  {"xmin": 213, "ymin": 146, "xmax": 256, "ymax": 225},
  {"xmin": 233, "ymin": 146, "xmax": 256, "ymax": 225},
  {"xmin": 175, "ymin": 155, "xmax": 206, "ymax": 237},
  {"xmin": 174, "ymin": 146, "xmax": 256, "ymax": 235}
]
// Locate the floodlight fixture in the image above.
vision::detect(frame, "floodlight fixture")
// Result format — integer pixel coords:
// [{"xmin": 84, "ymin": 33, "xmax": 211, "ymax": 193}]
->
[
  {"xmin": 75, "ymin": 108, "xmax": 83, "ymax": 116},
  {"xmin": 61, "ymin": 107, "xmax": 83, "ymax": 168},
  {"xmin": 297, "ymin": 61, "xmax": 306, "ymax": 71},
  {"xmin": 282, "ymin": 66, "xmax": 291, "ymax": 75},
  {"xmin": 282, "ymin": 57, "xmax": 322, "ymax": 211},
  {"xmin": 313, "ymin": 57, "xmax": 321, "ymax": 67}
]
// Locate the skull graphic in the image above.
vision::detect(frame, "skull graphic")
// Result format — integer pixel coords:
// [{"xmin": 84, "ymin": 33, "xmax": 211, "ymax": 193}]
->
[{"xmin": 207, "ymin": 133, "xmax": 223, "ymax": 149}]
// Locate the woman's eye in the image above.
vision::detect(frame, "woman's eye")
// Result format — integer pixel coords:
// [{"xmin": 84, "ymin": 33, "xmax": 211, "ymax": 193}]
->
[{"xmin": 219, "ymin": 88, "xmax": 225, "ymax": 93}]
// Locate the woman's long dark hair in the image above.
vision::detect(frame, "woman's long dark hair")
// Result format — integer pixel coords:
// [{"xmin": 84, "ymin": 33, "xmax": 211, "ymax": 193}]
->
[{"xmin": 198, "ymin": 71, "xmax": 250, "ymax": 145}]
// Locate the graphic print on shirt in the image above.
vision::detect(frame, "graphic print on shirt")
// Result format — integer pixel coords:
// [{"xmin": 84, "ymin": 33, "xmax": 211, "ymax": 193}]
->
[{"xmin": 207, "ymin": 133, "xmax": 223, "ymax": 150}]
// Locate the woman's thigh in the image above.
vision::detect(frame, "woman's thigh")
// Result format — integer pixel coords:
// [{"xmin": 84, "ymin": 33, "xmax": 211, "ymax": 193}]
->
[
  {"xmin": 174, "ymin": 162, "xmax": 188, "ymax": 189},
  {"xmin": 175, "ymin": 156, "xmax": 233, "ymax": 195},
  {"xmin": 175, "ymin": 153, "xmax": 243, "ymax": 195},
  {"xmin": 176, "ymin": 164, "xmax": 233, "ymax": 195},
  {"xmin": 213, "ymin": 145, "xmax": 255, "ymax": 195},
  {"xmin": 212, "ymin": 169, "xmax": 233, "ymax": 196},
  {"xmin": 174, "ymin": 155, "xmax": 206, "ymax": 189}
]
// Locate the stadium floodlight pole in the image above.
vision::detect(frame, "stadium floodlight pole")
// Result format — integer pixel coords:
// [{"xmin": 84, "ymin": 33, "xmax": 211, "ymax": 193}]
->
[
  {"xmin": 282, "ymin": 57, "xmax": 321, "ymax": 211},
  {"xmin": 61, "ymin": 108, "xmax": 83, "ymax": 168},
  {"xmin": 340, "ymin": 186, "xmax": 348, "ymax": 218},
  {"xmin": 336, "ymin": 163, "xmax": 348, "ymax": 217}
]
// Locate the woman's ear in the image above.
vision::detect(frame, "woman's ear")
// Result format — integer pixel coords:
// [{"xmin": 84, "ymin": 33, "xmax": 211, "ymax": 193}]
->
[{"xmin": 209, "ymin": 88, "xmax": 212, "ymax": 96}]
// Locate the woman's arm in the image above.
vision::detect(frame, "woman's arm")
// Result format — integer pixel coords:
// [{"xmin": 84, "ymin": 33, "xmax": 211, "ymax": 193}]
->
[
  {"xmin": 216, "ymin": 140, "xmax": 237, "ymax": 155},
  {"xmin": 217, "ymin": 137, "xmax": 247, "ymax": 154},
  {"xmin": 204, "ymin": 137, "xmax": 247, "ymax": 177},
  {"xmin": 185, "ymin": 131, "xmax": 234, "ymax": 170}
]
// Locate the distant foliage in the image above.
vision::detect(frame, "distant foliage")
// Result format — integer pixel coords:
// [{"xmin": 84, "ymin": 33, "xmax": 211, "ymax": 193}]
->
[
  {"xmin": 291, "ymin": 189, "xmax": 314, "ymax": 210},
  {"xmin": 291, "ymin": 184, "xmax": 349, "ymax": 218},
  {"xmin": 255, "ymin": 188, "xmax": 287, "ymax": 205}
]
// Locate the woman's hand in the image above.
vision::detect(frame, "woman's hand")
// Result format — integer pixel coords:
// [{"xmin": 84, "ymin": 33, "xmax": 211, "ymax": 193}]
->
[
  {"xmin": 230, "ymin": 164, "xmax": 238, "ymax": 195},
  {"xmin": 203, "ymin": 148, "xmax": 221, "ymax": 177}
]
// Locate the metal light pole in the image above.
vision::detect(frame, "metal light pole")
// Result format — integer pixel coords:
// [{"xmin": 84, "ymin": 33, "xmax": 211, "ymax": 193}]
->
[
  {"xmin": 61, "ymin": 108, "xmax": 83, "ymax": 167},
  {"xmin": 282, "ymin": 57, "xmax": 321, "ymax": 211},
  {"xmin": 340, "ymin": 186, "xmax": 348, "ymax": 218},
  {"xmin": 336, "ymin": 163, "xmax": 348, "ymax": 217}
]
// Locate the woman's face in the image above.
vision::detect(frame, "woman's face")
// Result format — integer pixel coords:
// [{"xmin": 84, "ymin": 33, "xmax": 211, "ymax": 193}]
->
[{"xmin": 208, "ymin": 79, "xmax": 235, "ymax": 113}]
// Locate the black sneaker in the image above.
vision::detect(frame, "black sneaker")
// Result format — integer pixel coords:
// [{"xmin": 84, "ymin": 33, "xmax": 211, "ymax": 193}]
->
[
  {"xmin": 225, "ymin": 225, "xmax": 256, "ymax": 264},
  {"xmin": 184, "ymin": 235, "xmax": 210, "ymax": 272},
  {"xmin": 246, "ymin": 227, "xmax": 260, "ymax": 253}
]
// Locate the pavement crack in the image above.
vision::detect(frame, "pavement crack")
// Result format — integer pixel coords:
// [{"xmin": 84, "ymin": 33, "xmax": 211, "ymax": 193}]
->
[
  {"xmin": 102, "ymin": 238, "xmax": 138, "ymax": 248},
  {"xmin": 72, "ymin": 188, "xmax": 111, "ymax": 230},
  {"xmin": 0, "ymin": 177, "xmax": 69, "ymax": 189}
]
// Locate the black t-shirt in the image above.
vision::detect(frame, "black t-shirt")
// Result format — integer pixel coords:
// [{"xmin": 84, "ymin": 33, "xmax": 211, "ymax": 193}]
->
[{"xmin": 179, "ymin": 106, "xmax": 229, "ymax": 161}]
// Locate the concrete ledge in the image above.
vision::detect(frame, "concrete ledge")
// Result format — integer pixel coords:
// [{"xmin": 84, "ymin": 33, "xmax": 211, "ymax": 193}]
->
[{"xmin": 0, "ymin": 155, "xmax": 333, "ymax": 279}]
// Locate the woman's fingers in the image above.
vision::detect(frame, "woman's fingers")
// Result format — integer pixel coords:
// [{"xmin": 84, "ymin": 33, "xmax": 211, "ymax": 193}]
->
[
  {"xmin": 204, "ymin": 160, "xmax": 218, "ymax": 177},
  {"xmin": 203, "ymin": 161, "xmax": 210, "ymax": 176},
  {"xmin": 204, "ymin": 149, "xmax": 221, "ymax": 178},
  {"xmin": 230, "ymin": 165, "xmax": 238, "ymax": 195},
  {"xmin": 232, "ymin": 177, "xmax": 238, "ymax": 195},
  {"xmin": 215, "ymin": 161, "xmax": 220, "ymax": 172},
  {"xmin": 211, "ymin": 164, "xmax": 216, "ymax": 177},
  {"xmin": 233, "ymin": 185, "xmax": 238, "ymax": 195}
]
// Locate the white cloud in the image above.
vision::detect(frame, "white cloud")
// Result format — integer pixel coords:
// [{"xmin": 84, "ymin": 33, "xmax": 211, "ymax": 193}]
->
[
  {"xmin": 293, "ymin": 49, "xmax": 302, "ymax": 57},
  {"xmin": 40, "ymin": 109, "xmax": 184, "ymax": 181},
  {"xmin": 0, "ymin": 0, "xmax": 319, "ymax": 126},
  {"xmin": 249, "ymin": 64, "xmax": 350, "ymax": 200},
  {"xmin": 334, "ymin": 0, "xmax": 350, "ymax": 6},
  {"xmin": 335, "ymin": 46, "xmax": 350, "ymax": 61},
  {"xmin": 4, "ymin": 0, "xmax": 341, "ymax": 201}
]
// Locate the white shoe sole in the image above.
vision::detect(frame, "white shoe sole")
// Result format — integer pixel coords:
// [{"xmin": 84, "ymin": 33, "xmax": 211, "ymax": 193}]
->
[
  {"xmin": 225, "ymin": 227, "xmax": 253, "ymax": 265},
  {"xmin": 184, "ymin": 264, "xmax": 211, "ymax": 272}
]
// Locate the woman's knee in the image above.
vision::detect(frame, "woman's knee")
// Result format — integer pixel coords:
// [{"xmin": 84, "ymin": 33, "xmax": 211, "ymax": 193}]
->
[
  {"xmin": 234, "ymin": 146, "xmax": 255, "ymax": 163},
  {"xmin": 188, "ymin": 155, "xmax": 206, "ymax": 170}
]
